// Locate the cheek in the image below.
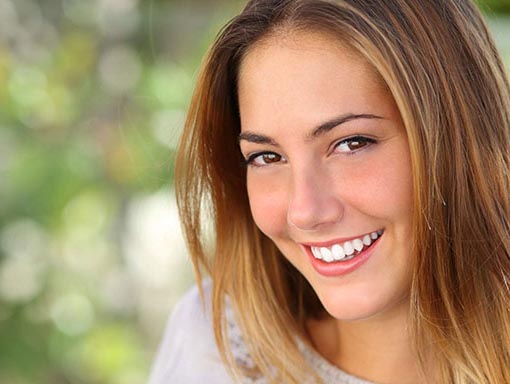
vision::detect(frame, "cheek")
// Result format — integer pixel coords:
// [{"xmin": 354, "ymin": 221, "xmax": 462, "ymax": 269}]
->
[
  {"xmin": 367, "ymin": 160, "xmax": 414, "ymax": 235},
  {"xmin": 360, "ymin": 171, "xmax": 412, "ymax": 216},
  {"xmin": 379, "ymin": 154, "xmax": 414, "ymax": 219},
  {"xmin": 333, "ymin": 151, "xmax": 413, "ymax": 222},
  {"xmin": 247, "ymin": 174, "xmax": 288, "ymax": 237}
]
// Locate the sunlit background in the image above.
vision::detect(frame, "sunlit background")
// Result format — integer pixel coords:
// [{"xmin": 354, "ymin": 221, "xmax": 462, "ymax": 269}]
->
[{"xmin": 0, "ymin": 1, "xmax": 508, "ymax": 383}]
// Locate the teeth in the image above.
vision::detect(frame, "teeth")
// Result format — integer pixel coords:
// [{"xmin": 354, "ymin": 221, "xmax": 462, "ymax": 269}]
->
[
  {"xmin": 309, "ymin": 230, "xmax": 384, "ymax": 264},
  {"xmin": 320, "ymin": 247, "xmax": 334, "ymax": 262},
  {"xmin": 332, "ymin": 244, "xmax": 345, "ymax": 260},
  {"xmin": 343, "ymin": 241, "xmax": 354, "ymax": 255},
  {"xmin": 352, "ymin": 238, "xmax": 363, "ymax": 252},
  {"xmin": 311, "ymin": 247, "xmax": 322, "ymax": 260}
]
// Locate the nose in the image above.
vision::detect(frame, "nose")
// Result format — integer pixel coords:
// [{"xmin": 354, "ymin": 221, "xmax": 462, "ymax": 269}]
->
[{"xmin": 287, "ymin": 165, "xmax": 344, "ymax": 231}]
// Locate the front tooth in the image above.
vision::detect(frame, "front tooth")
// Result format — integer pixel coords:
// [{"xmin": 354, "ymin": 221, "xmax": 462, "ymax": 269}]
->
[
  {"xmin": 352, "ymin": 238, "xmax": 363, "ymax": 252},
  {"xmin": 320, "ymin": 247, "xmax": 334, "ymax": 262},
  {"xmin": 312, "ymin": 247, "xmax": 322, "ymax": 259},
  {"xmin": 370, "ymin": 232, "xmax": 378, "ymax": 240},
  {"xmin": 362, "ymin": 235, "xmax": 372, "ymax": 246},
  {"xmin": 343, "ymin": 241, "xmax": 354, "ymax": 255},
  {"xmin": 332, "ymin": 244, "xmax": 345, "ymax": 260}
]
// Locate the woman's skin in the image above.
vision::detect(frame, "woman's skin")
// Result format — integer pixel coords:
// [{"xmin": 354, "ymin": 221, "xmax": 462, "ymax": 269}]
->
[{"xmin": 238, "ymin": 31, "xmax": 427, "ymax": 383}]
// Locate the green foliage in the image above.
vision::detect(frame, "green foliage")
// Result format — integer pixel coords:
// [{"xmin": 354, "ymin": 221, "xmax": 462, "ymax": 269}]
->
[
  {"xmin": 0, "ymin": 0, "xmax": 234, "ymax": 382},
  {"xmin": 476, "ymin": 0, "xmax": 510, "ymax": 14}
]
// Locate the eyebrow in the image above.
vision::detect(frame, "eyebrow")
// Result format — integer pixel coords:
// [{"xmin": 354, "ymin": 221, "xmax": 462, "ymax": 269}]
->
[{"xmin": 238, "ymin": 113, "xmax": 383, "ymax": 145}]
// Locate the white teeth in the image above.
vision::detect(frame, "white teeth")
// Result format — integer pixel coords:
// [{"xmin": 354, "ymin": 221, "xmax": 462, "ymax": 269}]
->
[
  {"xmin": 352, "ymin": 238, "xmax": 363, "ymax": 252},
  {"xmin": 343, "ymin": 241, "xmax": 354, "ymax": 255},
  {"xmin": 311, "ymin": 247, "xmax": 322, "ymax": 260},
  {"xmin": 309, "ymin": 230, "xmax": 383, "ymax": 263},
  {"xmin": 320, "ymin": 247, "xmax": 334, "ymax": 262},
  {"xmin": 332, "ymin": 244, "xmax": 345, "ymax": 260}
]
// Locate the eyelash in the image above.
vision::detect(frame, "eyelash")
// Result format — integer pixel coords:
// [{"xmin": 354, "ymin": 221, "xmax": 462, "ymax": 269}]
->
[
  {"xmin": 244, "ymin": 135, "xmax": 377, "ymax": 167},
  {"xmin": 333, "ymin": 135, "xmax": 377, "ymax": 154},
  {"xmin": 245, "ymin": 151, "xmax": 285, "ymax": 167}
]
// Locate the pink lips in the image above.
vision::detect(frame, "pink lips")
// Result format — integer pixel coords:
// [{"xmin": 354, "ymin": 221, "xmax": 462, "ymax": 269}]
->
[{"xmin": 303, "ymin": 233, "xmax": 382, "ymax": 277}]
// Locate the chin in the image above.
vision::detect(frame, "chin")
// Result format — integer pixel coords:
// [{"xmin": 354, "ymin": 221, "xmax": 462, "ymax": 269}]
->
[{"xmin": 313, "ymin": 284, "xmax": 409, "ymax": 322}]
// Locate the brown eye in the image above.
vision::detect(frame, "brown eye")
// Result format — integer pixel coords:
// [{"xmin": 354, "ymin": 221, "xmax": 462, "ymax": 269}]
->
[
  {"xmin": 347, "ymin": 139, "xmax": 367, "ymax": 151},
  {"xmin": 334, "ymin": 136, "xmax": 376, "ymax": 154},
  {"xmin": 261, "ymin": 153, "xmax": 281, "ymax": 163},
  {"xmin": 247, "ymin": 152, "xmax": 284, "ymax": 167}
]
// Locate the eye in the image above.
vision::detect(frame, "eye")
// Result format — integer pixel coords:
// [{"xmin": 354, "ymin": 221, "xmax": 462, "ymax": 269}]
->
[
  {"xmin": 334, "ymin": 136, "xmax": 376, "ymax": 154},
  {"xmin": 246, "ymin": 151, "xmax": 285, "ymax": 167}
]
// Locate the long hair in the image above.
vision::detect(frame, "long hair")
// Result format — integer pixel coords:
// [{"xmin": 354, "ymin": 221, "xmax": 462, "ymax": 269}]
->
[{"xmin": 175, "ymin": 0, "xmax": 510, "ymax": 382}]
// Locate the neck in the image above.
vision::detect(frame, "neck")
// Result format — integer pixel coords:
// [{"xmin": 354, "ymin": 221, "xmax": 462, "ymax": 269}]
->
[{"xmin": 307, "ymin": 300, "xmax": 434, "ymax": 384}]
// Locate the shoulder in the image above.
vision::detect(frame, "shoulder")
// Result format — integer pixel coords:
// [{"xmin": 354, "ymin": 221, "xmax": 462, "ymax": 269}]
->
[{"xmin": 148, "ymin": 280, "xmax": 234, "ymax": 384}]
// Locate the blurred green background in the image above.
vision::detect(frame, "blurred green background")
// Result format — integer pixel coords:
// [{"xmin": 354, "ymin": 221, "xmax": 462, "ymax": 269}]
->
[{"xmin": 0, "ymin": 1, "xmax": 508, "ymax": 383}]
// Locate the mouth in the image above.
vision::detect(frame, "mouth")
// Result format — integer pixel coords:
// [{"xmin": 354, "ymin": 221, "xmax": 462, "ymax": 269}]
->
[{"xmin": 305, "ymin": 229, "xmax": 384, "ymax": 263}]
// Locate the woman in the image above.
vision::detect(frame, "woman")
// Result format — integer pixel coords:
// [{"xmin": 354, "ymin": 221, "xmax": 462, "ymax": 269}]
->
[{"xmin": 149, "ymin": 0, "xmax": 510, "ymax": 383}]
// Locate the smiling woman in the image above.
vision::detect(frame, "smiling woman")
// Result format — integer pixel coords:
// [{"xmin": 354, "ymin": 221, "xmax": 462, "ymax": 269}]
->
[
  {"xmin": 149, "ymin": 1, "xmax": 510, "ymax": 384},
  {"xmin": 238, "ymin": 34, "xmax": 414, "ymax": 329}
]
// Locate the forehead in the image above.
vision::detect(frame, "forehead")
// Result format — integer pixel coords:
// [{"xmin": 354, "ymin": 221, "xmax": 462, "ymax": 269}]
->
[
  {"xmin": 237, "ymin": 30, "xmax": 393, "ymax": 132},
  {"xmin": 239, "ymin": 28, "xmax": 384, "ymax": 82},
  {"xmin": 239, "ymin": 30, "xmax": 367, "ymax": 87}
]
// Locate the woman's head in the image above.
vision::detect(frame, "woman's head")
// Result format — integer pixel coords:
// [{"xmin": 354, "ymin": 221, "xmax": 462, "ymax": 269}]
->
[
  {"xmin": 176, "ymin": 0, "xmax": 510, "ymax": 382},
  {"xmin": 238, "ymin": 30, "xmax": 414, "ymax": 322}
]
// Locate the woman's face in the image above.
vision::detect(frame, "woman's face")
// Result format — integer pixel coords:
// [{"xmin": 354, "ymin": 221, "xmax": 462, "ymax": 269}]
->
[{"xmin": 238, "ymin": 31, "xmax": 414, "ymax": 322}]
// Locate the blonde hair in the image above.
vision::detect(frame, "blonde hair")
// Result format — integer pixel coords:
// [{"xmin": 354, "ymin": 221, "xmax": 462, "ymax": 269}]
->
[{"xmin": 175, "ymin": 0, "xmax": 510, "ymax": 382}]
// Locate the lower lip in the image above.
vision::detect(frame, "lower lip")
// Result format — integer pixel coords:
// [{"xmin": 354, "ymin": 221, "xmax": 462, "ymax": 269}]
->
[{"xmin": 305, "ymin": 236, "xmax": 382, "ymax": 277}]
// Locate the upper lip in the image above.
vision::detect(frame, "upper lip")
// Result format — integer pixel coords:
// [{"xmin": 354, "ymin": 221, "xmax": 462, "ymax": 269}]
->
[{"xmin": 300, "ymin": 229, "xmax": 383, "ymax": 248}]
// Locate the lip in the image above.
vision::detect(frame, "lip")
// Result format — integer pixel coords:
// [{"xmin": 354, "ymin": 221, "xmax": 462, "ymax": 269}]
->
[{"xmin": 302, "ymin": 232, "xmax": 383, "ymax": 277}]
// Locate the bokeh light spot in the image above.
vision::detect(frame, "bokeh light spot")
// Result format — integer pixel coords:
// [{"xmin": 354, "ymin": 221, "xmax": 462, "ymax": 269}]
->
[{"xmin": 51, "ymin": 293, "xmax": 95, "ymax": 336}]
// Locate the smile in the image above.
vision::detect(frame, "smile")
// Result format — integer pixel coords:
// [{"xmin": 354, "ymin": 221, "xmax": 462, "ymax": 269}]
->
[{"xmin": 309, "ymin": 230, "xmax": 384, "ymax": 263}]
